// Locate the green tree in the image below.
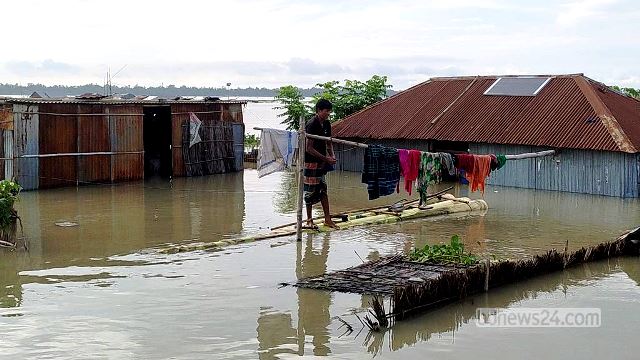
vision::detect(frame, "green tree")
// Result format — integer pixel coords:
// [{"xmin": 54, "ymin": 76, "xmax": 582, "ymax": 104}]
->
[
  {"xmin": 274, "ymin": 85, "xmax": 313, "ymax": 130},
  {"xmin": 610, "ymin": 85, "xmax": 640, "ymax": 99},
  {"xmin": 274, "ymin": 75, "xmax": 392, "ymax": 129},
  {"xmin": 244, "ymin": 134, "xmax": 260, "ymax": 150}
]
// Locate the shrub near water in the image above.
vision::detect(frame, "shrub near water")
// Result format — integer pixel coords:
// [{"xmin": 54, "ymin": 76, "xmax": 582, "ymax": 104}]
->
[
  {"xmin": 409, "ymin": 235, "xmax": 478, "ymax": 265},
  {"xmin": 0, "ymin": 180, "xmax": 21, "ymax": 245}
]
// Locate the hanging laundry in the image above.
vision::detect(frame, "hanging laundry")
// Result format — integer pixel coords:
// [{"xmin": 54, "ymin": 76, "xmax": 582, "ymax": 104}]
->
[
  {"xmin": 398, "ymin": 149, "xmax": 409, "ymax": 193},
  {"xmin": 489, "ymin": 154, "xmax": 498, "ymax": 171},
  {"xmin": 188, "ymin": 112, "xmax": 202, "ymax": 148},
  {"xmin": 398, "ymin": 149, "xmax": 420, "ymax": 195},
  {"xmin": 496, "ymin": 155, "xmax": 507, "ymax": 170},
  {"xmin": 257, "ymin": 129, "xmax": 298, "ymax": 178},
  {"xmin": 404, "ymin": 150, "xmax": 421, "ymax": 195},
  {"xmin": 457, "ymin": 154, "xmax": 492, "ymax": 193},
  {"xmin": 417, "ymin": 152, "xmax": 444, "ymax": 205},
  {"xmin": 362, "ymin": 145, "xmax": 400, "ymax": 200},
  {"xmin": 439, "ymin": 152, "xmax": 457, "ymax": 176}
]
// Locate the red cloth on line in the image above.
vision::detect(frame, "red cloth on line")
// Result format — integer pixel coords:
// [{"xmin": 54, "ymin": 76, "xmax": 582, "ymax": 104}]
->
[
  {"xmin": 464, "ymin": 155, "xmax": 492, "ymax": 193},
  {"xmin": 456, "ymin": 154, "xmax": 475, "ymax": 174},
  {"xmin": 401, "ymin": 150, "xmax": 421, "ymax": 195}
]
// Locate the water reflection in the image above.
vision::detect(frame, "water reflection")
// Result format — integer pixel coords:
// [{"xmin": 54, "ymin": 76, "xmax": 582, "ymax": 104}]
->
[
  {"xmin": 257, "ymin": 234, "xmax": 332, "ymax": 359},
  {"xmin": 1, "ymin": 168, "xmax": 639, "ymax": 358},
  {"xmin": 363, "ymin": 257, "xmax": 640, "ymax": 355},
  {"xmin": 2, "ymin": 173, "xmax": 245, "ymax": 308}
]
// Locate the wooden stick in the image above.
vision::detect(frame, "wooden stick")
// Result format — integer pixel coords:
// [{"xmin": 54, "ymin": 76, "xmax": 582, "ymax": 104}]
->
[
  {"xmin": 484, "ymin": 258, "xmax": 490, "ymax": 292},
  {"xmin": 0, "ymin": 240, "xmax": 15, "ymax": 247},
  {"xmin": 295, "ymin": 117, "xmax": 305, "ymax": 241},
  {"xmin": 504, "ymin": 150, "xmax": 555, "ymax": 160},
  {"xmin": 255, "ymin": 128, "xmax": 557, "ymax": 161},
  {"xmin": 270, "ymin": 186, "xmax": 454, "ymax": 230},
  {"xmin": 305, "ymin": 133, "xmax": 368, "ymax": 148},
  {"xmin": 254, "ymin": 127, "xmax": 368, "ymax": 148}
]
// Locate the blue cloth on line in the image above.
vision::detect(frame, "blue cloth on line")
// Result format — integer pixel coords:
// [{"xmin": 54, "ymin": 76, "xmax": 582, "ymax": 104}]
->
[{"xmin": 361, "ymin": 145, "xmax": 400, "ymax": 200}]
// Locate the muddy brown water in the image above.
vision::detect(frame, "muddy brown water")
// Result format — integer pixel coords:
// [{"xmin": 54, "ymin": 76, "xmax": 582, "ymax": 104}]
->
[{"xmin": 1, "ymin": 170, "xmax": 639, "ymax": 359}]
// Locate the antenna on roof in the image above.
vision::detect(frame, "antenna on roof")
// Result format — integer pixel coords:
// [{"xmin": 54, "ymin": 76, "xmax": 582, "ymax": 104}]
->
[{"xmin": 103, "ymin": 65, "xmax": 128, "ymax": 96}]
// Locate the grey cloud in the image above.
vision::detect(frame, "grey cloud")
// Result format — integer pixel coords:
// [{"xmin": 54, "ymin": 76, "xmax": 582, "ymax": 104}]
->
[
  {"xmin": 4, "ymin": 59, "xmax": 81, "ymax": 75},
  {"xmin": 286, "ymin": 58, "xmax": 348, "ymax": 75}
]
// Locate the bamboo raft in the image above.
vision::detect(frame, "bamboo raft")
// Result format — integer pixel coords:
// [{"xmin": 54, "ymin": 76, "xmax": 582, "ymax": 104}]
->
[
  {"xmin": 292, "ymin": 227, "xmax": 640, "ymax": 321},
  {"xmin": 157, "ymin": 192, "xmax": 488, "ymax": 254}
]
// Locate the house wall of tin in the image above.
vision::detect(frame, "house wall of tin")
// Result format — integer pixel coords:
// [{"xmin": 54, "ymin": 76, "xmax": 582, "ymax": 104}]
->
[
  {"xmin": 232, "ymin": 123, "xmax": 245, "ymax": 171},
  {"xmin": 108, "ymin": 104, "xmax": 144, "ymax": 181},
  {"xmin": 38, "ymin": 103, "xmax": 78, "ymax": 188},
  {"xmin": 335, "ymin": 138, "xmax": 638, "ymax": 197},
  {"xmin": 14, "ymin": 104, "xmax": 39, "ymax": 190},
  {"xmin": 0, "ymin": 104, "xmax": 12, "ymax": 179},
  {"xmin": 77, "ymin": 104, "xmax": 110, "ymax": 183},
  {"xmin": 470, "ymin": 143, "xmax": 638, "ymax": 198}
]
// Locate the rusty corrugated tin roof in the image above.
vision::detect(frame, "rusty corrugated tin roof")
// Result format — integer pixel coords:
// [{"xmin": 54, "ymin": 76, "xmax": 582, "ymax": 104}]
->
[
  {"xmin": 333, "ymin": 74, "xmax": 640, "ymax": 153},
  {"xmin": 0, "ymin": 97, "xmax": 246, "ymax": 105}
]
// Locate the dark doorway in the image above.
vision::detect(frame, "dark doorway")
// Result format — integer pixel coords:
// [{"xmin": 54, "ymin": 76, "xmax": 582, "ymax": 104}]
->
[{"xmin": 143, "ymin": 106, "xmax": 173, "ymax": 178}]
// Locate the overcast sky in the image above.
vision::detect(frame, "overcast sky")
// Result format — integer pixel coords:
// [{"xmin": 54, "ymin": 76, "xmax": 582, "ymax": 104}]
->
[{"xmin": 2, "ymin": 0, "xmax": 638, "ymax": 90}]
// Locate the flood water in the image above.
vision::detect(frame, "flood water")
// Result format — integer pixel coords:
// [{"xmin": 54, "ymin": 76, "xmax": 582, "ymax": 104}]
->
[{"xmin": 1, "ymin": 169, "xmax": 639, "ymax": 359}]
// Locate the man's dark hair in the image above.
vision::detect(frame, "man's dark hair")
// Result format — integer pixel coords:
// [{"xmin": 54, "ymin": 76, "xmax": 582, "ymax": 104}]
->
[{"xmin": 315, "ymin": 98, "xmax": 333, "ymax": 112}]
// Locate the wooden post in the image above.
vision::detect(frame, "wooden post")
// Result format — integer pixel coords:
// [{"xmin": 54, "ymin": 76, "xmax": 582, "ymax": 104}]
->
[
  {"xmin": 295, "ymin": 116, "xmax": 306, "ymax": 241},
  {"xmin": 484, "ymin": 258, "xmax": 490, "ymax": 292}
]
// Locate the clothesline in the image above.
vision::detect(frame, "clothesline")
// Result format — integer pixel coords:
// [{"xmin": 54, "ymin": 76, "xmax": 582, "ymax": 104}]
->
[{"xmin": 253, "ymin": 127, "xmax": 556, "ymax": 160}]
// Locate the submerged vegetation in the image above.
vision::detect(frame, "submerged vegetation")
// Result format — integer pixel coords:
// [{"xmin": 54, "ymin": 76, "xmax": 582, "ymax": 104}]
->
[
  {"xmin": 409, "ymin": 235, "xmax": 478, "ymax": 265},
  {"xmin": 0, "ymin": 180, "xmax": 22, "ymax": 247}
]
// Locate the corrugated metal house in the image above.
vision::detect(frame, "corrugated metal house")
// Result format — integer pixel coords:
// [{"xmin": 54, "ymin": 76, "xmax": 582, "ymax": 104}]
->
[
  {"xmin": 0, "ymin": 96, "xmax": 245, "ymax": 190},
  {"xmin": 332, "ymin": 74, "xmax": 640, "ymax": 197}
]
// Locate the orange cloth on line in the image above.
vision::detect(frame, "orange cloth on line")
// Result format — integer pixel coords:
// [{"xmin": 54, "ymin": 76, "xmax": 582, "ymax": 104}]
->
[{"xmin": 464, "ymin": 155, "xmax": 492, "ymax": 193}]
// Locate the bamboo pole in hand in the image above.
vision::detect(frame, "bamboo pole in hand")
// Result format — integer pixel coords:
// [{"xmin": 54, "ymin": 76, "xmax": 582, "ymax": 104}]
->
[{"xmin": 295, "ymin": 116, "xmax": 306, "ymax": 241}]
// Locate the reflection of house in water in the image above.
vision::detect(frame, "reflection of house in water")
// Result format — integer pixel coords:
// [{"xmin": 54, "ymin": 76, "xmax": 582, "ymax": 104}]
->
[
  {"xmin": 1, "ymin": 173, "xmax": 246, "ymax": 308},
  {"xmin": 256, "ymin": 235, "xmax": 332, "ymax": 359},
  {"xmin": 0, "ymin": 258, "xmax": 23, "ymax": 308}
]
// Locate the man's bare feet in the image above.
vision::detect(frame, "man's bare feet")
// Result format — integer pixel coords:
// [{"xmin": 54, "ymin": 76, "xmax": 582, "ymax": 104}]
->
[
  {"xmin": 303, "ymin": 220, "xmax": 318, "ymax": 230},
  {"xmin": 323, "ymin": 219, "xmax": 340, "ymax": 229}
]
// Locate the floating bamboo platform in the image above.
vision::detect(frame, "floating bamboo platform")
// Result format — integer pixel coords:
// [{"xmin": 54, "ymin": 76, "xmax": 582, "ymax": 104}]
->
[
  {"xmin": 292, "ymin": 227, "xmax": 640, "ymax": 321},
  {"xmin": 157, "ymin": 194, "xmax": 488, "ymax": 254}
]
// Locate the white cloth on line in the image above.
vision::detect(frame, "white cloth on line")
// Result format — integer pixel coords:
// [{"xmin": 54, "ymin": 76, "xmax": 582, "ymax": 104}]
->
[
  {"xmin": 257, "ymin": 129, "xmax": 299, "ymax": 178},
  {"xmin": 188, "ymin": 112, "xmax": 202, "ymax": 148}
]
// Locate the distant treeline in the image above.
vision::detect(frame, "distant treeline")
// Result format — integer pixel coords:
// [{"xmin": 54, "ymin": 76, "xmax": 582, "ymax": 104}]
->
[{"xmin": 0, "ymin": 83, "xmax": 396, "ymax": 98}]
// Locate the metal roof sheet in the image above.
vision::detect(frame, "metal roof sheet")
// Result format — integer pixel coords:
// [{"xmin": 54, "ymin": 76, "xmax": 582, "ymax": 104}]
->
[{"xmin": 0, "ymin": 97, "xmax": 246, "ymax": 105}]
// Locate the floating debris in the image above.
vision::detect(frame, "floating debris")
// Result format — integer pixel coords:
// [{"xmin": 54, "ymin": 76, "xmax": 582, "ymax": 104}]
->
[
  {"xmin": 292, "ymin": 227, "xmax": 640, "ymax": 322},
  {"xmin": 55, "ymin": 221, "xmax": 79, "ymax": 227}
]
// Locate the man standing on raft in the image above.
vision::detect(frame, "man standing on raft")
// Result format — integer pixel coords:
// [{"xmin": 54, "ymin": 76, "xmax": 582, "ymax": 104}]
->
[{"xmin": 304, "ymin": 99, "xmax": 339, "ymax": 229}]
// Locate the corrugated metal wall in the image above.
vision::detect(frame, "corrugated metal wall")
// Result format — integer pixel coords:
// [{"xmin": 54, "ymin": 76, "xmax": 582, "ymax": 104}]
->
[
  {"xmin": 335, "ymin": 139, "xmax": 639, "ymax": 197},
  {"xmin": 11, "ymin": 101, "xmax": 242, "ymax": 190},
  {"xmin": 470, "ymin": 143, "xmax": 638, "ymax": 197},
  {"xmin": 232, "ymin": 123, "xmax": 245, "ymax": 171},
  {"xmin": 14, "ymin": 103, "xmax": 144, "ymax": 190},
  {"xmin": 38, "ymin": 103, "xmax": 78, "ymax": 188},
  {"xmin": 109, "ymin": 105, "xmax": 144, "ymax": 181},
  {"xmin": 78, "ymin": 104, "xmax": 110, "ymax": 183}
]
